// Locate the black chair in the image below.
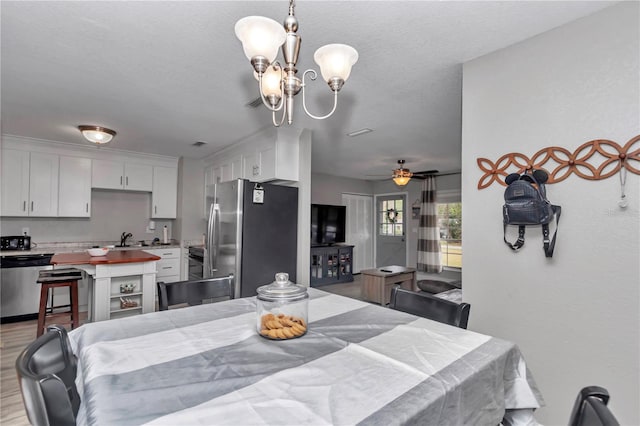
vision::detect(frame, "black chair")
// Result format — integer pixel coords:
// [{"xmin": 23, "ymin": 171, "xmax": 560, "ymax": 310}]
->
[
  {"xmin": 15, "ymin": 324, "xmax": 80, "ymax": 426},
  {"xmin": 568, "ymin": 386, "xmax": 620, "ymax": 426},
  {"xmin": 389, "ymin": 287, "xmax": 471, "ymax": 329},
  {"xmin": 157, "ymin": 275, "xmax": 235, "ymax": 310}
]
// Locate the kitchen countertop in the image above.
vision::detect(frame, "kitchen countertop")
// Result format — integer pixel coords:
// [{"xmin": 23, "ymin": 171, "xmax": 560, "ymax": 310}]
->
[
  {"xmin": 0, "ymin": 241, "xmax": 182, "ymax": 257},
  {"xmin": 51, "ymin": 250, "xmax": 161, "ymax": 265}
]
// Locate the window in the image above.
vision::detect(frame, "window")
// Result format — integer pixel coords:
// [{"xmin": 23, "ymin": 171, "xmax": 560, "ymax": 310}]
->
[
  {"xmin": 437, "ymin": 202, "xmax": 462, "ymax": 268},
  {"xmin": 379, "ymin": 199, "xmax": 404, "ymax": 236}
]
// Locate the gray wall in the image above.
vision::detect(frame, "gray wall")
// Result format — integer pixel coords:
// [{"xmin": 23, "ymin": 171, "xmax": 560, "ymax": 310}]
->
[
  {"xmin": 462, "ymin": 3, "xmax": 639, "ymax": 424},
  {"xmin": 311, "ymin": 173, "xmax": 374, "ymax": 204},
  {"xmin": 1, "ymin": 190, "xmax": 173, "ymax": 244},
  {"xmin": 175, "ymin": 156, "xmax": 206, "ymax": 244}
]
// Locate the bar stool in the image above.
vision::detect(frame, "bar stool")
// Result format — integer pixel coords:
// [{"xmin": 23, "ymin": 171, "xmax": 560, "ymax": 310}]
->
[{"xmin": 37, "ymin": 269, "xmax": 82, "ymax": 337}]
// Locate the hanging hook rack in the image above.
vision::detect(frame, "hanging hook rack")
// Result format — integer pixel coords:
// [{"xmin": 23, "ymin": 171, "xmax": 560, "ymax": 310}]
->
[{"xmin": 476, "ymin": 135, "xmax": 640, "ymax": 189}]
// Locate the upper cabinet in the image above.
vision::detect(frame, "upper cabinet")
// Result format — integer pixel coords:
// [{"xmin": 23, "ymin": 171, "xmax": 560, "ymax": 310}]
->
[
  {"xmin": 58, "ymin": 156, "xmax": 92, "ymax": 217},
  {"xmin": 205, "ymin": 131, "xmax": 299, "ymax": 186},
  {"xmin": 1, "ymin": 150, "xmax": 59, "ymax": 217},
  {"xmin": 92, "ymin": 159, "xmax": 153, "ymax": 191},
  {"xmin": 151, "ymin": 166, "xmax": 178, "ymax": 219}
]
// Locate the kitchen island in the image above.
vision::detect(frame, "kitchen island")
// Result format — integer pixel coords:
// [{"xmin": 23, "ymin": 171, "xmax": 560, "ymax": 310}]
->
[{"xmin": 51, "ymin": 250, "xmax": 161, "ymax": 322}]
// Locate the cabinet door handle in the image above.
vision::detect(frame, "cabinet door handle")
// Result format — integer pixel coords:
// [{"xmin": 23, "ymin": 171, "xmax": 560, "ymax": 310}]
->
[
  {"xmin": 126, "ymin": 176, "xmax": 129, "ymax": 186},
  {"xmin": 31, "ymin": 201, "xmax": 34, "ymax": 211},
  {"xmin": 86, "ymin": 203, "xmax": 89, "ymax": 212},
  {"xmin": 163, "ymin": 253, "xmax": 172, "ymax": 256},
  {"xmin": 120, "ymin": 176, "xmax": 123, "ymax": 185},
  {"xmin": 162, "ymin": 266, "xmax": 172, "ymax": 270},
  {"xmin": 23, "ymin": 201, "xmax": 26, "ymax": 211}
]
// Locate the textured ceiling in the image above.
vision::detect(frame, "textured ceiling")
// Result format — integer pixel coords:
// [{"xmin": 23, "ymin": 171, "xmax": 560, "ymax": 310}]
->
[{"xmin": 1, "ymin": 1, "xmax": 617, "ymax": 180}]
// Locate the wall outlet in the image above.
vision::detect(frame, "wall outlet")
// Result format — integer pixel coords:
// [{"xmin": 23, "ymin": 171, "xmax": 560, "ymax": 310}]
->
[{"xmin": 22, "ymin": 227, "xmax": 30, "ymax": 236}]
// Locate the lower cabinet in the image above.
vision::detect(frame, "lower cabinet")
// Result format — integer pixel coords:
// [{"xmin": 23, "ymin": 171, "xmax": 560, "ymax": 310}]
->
[
  {"xmin": 310, "ymin": 245, "xmax": 354, "ymax": 287},
  {"xmin": 144, "ymin": 248, "xmax": 182, "ymax": 293}
]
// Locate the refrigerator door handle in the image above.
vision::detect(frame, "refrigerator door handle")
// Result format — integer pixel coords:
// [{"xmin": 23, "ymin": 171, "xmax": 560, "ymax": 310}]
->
[
  {"xmin": 206, "ymin": 203, "xmax": 216, "ymax": 274},
  {"xmin": 212, "ymin": 204, "xmax": 220, "ymax": 271}
]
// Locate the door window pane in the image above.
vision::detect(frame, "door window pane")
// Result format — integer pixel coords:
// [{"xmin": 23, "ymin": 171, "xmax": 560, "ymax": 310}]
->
[
  {"xmin": 379, "ymin": 197, "xmax": 405, "ymax": 236},
  {"xmin": 437, "ymin": 202, "xmax": 462, "ymax": 268}
]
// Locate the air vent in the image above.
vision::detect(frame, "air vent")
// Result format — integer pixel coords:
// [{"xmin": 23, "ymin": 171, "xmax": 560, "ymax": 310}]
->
[
  {"xmin": 246, "ymin": 97, "xmax": 263, "ymax": 108},
  {"xmin": 192, "ymin": 141, "xmax": 207, "ymax": 147},
  {"xmin": 347, "ymin": 128, "xmax": 373, "ymax": 137}
]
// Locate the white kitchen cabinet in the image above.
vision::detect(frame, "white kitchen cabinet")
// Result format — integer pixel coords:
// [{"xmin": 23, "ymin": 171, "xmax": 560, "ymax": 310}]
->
[
  {"xmin": 1, "ymin": 150, "xmax": 59, "ymax": 217},
  {"xmin": 144, "ymin": 248, "xmax": 182, "ymax": 296},
  {"xmin": 151, "ymin": 166, "xmax": 178, "ymax": 219},
  {"xmin": 242, "ymin": 138, "xmax": 298, "ymax": 182},
  {"xmin": 58, "ymin": 156, "xmax": 92, "ymax": 217},
  {"xmin": 92, "ymin": 159, "xmax": 153, "ymax": 191},
  {"xmin": 1, "ymin": 149, "xmax": 30, "ymax": 216}
]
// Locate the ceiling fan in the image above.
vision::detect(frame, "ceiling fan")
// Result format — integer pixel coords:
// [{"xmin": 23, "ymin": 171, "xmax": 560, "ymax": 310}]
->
[{"xmin": 368, "ymin": 160, "xmax": 439, "ymax": 186}]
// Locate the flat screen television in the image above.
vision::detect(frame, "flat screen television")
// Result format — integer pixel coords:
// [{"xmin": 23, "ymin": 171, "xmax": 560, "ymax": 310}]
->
[{"xmin": 311, "ymin": 204, "xmax": 346, "ymax": 246}]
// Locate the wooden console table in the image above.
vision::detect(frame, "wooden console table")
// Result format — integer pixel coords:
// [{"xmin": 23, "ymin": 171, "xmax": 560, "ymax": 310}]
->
[{"xmin": 361, "ymin": 266, "xmax": 417, "ymax": 305}]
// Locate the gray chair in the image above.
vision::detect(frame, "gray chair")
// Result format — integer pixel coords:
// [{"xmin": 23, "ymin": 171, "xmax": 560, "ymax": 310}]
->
[
  {"xmin": 15, "ymin": 324, "xmax": 80, "ymax": 426},
  {"xmin": 568, "ymin": 386, "xmax": 620, "ymax": 426},
  {"xmin": 389, "ymin": 287, "xmax": 470, "ymax": 329},
  {"xmin": 157, "ymin": 275, "xmax": 234, "ymax": 310}
]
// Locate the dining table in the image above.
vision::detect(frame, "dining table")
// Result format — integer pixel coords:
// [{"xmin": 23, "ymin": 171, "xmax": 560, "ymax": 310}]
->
[{"xmin": 68, "ymin": 288, "xmax": 544, "ymax": 425}]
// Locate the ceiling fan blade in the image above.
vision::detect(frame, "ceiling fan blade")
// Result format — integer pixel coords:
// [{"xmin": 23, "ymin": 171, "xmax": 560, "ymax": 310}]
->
[{"xmin": 413, "ymin": 170, "xmax": 439, "ymax": 175}]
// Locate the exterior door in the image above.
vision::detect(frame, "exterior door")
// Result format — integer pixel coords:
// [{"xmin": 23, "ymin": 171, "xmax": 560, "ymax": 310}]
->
[
  {"xmin": 341, "ymin": 193, "xmax": 374, "ymax": 273},
  {"xmin": 375, "ymin": 193, "xmax": 407, "ymax": 267}
]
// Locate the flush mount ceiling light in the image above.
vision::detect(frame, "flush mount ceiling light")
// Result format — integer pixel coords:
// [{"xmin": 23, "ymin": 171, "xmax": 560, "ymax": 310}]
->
[
  {"xmin": 78, "ymin": 125, "xmax": 116, "ymax": 144},
  {"xmin": 235, "ymin": 0, "xmax": 359, "ymax": 127}
]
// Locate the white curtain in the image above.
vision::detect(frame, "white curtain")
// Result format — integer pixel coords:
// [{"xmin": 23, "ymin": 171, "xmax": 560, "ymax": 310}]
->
[{"xmin": 417, "ymin": 176, "xmax": 442, "ymax": 273}]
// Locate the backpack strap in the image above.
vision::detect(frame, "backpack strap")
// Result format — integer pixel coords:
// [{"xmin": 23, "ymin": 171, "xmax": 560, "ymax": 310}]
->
[
  {"xmin": 542, "ymin": 205, "xmax": 562, "ymax": 257},
  {"xmin": 504, "ymin": 224, "xmax": 526, "ymax": 251}
]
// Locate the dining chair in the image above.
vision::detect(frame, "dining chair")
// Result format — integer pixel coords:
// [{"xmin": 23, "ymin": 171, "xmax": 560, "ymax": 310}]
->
[
  {"xmin": 389, "ymin": 287, "xmax": 471, "ymax": 329},
  {"xmin": 568, "ymin": 386, "xmax": 620, "ymax": 426},
  {"xmin": 15, "ymin": 324, "xmax": 80, "ymax": 426},
  {"xmin": 157, "ymin": 275, "xmax": 235, "ymax": 310}
]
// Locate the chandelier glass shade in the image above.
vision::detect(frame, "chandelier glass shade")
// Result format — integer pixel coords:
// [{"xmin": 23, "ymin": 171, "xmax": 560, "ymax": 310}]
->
[
  {"xmin": 392, "ymin": 169, "xmax": 413, "ymax": 186},
  {"xmin": 235, "ymin": 0, "xmax": 358, "ymax": 126},
  {"xmin": 78, "ymin": 125, "xmax": 116, "ymax": 144}
]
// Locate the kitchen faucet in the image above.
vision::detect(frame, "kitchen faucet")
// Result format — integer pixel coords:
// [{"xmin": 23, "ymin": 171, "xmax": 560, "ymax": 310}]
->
[{"xmin": 120, "ymin": 232, "xmax": 133, "ymax": 247}]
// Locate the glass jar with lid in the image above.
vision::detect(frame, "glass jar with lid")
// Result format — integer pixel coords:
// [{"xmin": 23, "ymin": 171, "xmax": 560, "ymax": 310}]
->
[{"xmin": 256, "ymin": 272, "xmax": 308, "ymax": 340}]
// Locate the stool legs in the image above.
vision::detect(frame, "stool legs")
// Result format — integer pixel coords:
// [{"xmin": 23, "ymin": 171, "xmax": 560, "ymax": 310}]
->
[
  {"xmin": 37, "ymin": 283, "xmax": 49, "ymax": 338},
  {"xmin": 70, "ymin": 281, "xmax": 79, "ymax": 329},
  {"xmin": 37, "ymin": 280, "xmax": 80, "ymax": 337}
]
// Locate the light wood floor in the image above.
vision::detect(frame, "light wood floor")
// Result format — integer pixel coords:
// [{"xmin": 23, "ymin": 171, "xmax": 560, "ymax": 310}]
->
[{"xmin": 1, "ymin": 315, "xmax": 87, "ymax": 426}]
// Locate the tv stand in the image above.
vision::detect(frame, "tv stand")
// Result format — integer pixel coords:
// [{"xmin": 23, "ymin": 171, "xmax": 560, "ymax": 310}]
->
[{"xmin": 310, "ymin": 244, "xmax": 354, "ymax": 287}]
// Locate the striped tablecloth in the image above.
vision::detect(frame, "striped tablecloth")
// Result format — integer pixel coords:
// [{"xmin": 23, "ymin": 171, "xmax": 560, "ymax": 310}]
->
[{"xmin": 69, "ymin": 288, "xmax": 543, "ymax": 425}]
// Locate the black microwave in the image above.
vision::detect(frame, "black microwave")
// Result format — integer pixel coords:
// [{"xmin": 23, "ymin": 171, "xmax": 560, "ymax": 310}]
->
[{"xmin": 0, "ymin": 235, "xmax": 31, "ymax": 251}]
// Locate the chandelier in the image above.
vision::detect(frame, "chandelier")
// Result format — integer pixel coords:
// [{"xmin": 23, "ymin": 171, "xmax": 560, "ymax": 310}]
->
[{"xmin": 235, "ymin": 0, "xmax": 359, "ymax": 127}]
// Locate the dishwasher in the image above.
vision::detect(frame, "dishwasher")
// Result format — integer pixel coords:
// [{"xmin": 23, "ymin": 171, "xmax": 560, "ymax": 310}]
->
[{"xmin": 1, "ymin": 253, "xmax": 53, "ymax": 323}]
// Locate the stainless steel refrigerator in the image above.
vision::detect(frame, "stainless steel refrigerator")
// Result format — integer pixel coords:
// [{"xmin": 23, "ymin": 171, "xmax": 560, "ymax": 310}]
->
[{"xmin": 205, "ymin": 179, "xmax": 298, "ymax": 298}]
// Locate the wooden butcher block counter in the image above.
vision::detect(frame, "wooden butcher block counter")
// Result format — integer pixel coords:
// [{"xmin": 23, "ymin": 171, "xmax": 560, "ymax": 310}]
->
[{"xmin": 51, "ymin": 250, "xmax": 160, "ymax": 265}]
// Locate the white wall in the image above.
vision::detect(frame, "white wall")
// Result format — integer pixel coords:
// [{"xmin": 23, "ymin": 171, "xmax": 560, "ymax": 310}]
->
[{"xmin": 462, "ymin": 3, "xmax": 639, "ymax": 425}]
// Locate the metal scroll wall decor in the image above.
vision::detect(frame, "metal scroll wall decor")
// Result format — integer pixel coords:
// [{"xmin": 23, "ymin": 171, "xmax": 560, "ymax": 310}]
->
[{"xmin": 476, "ymin": 135, "xmax": 640, "ymax": 189}]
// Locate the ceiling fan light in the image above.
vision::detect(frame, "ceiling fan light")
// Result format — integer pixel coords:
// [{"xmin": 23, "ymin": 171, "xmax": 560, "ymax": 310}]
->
[
  {"xmin": 393, "ymin": 176, "xmax": 411, "ymax": 186},
  {"xmin": 78, "ymin": 125, "xmax": 116, "ymax": 144},
  {"xmin": 313, "ymin": 44, "xmax": 359, "ymax": 83},
  {"xmin": 235, "ymin": 16, "xmax": 286, "ymax": 63}
]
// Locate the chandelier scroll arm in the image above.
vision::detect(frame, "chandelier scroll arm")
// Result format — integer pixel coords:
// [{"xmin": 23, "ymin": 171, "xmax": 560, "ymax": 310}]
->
[{"xmin": 300, "ymin": 69, "xmax": 339, "ymax": 120}]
